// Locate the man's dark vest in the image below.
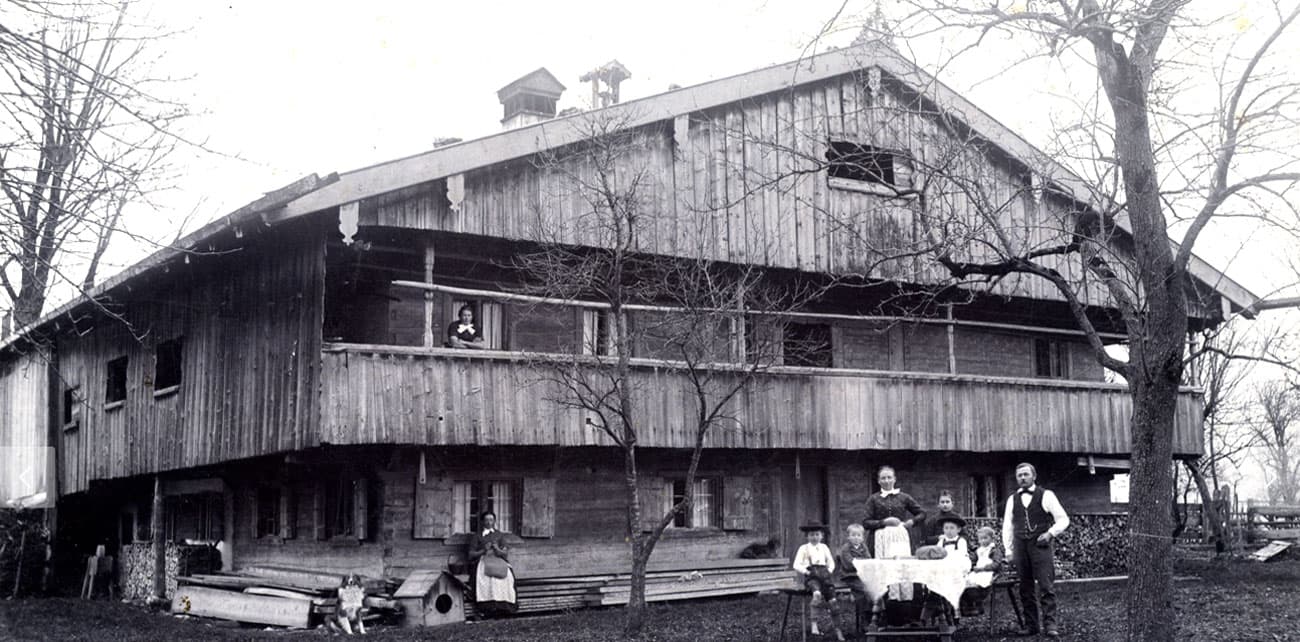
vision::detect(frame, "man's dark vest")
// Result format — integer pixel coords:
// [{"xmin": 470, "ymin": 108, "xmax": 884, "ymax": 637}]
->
[{"xmin": 1011, "ymin": 486, "xmax": 1052, "ymax": 539}]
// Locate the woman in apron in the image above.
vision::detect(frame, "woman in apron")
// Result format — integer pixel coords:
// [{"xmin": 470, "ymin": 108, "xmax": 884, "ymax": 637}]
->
[
  {"xmin": 467, "ymin": 510, "xmax": 517, "ymax": 616},
  {"xmin": 862, "ymin": 466, "xmax": 925, "ymax": 559}
]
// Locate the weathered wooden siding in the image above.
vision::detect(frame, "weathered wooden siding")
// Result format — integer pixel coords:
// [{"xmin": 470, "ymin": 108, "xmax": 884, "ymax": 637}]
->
[
  {"xmin": 55, "ymin": 225, "xmax": 326, "ymax": 494},
  {"xmin": 319, "ymin": 346, "xmax": 1202, "ymax": 456},
  {"xmin": 228, "ymin": 447, "xmax": 1114, "ymax": 580},
  {"xmin": 358, "ymin": 71, "xmax": 1186, "ymax": 313},
  {"xmin": 0, "ymin": 349, "xmax": 51, "ymax": 503}
]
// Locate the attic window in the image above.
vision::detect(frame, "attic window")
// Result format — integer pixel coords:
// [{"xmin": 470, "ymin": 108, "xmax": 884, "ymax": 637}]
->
[{"xmin": 827, "ymin": 141, "xmax": 895, "ymax": 186}]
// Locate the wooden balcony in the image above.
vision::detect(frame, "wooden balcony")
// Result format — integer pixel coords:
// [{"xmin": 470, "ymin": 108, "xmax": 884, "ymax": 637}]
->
[{"xmin": 319, "ymin": 343, "xmax": 1204, "ymax": 456}]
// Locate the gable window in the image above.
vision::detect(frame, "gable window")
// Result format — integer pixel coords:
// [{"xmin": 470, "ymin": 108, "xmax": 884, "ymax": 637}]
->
[
  {"xmin": 827, "ymin": 141, "xmax": 895, "ymax": 185},
  {"xmin": 154, "ymin": 337, "xmax": 183, "ymax": 394},
  {"xmin": 451, "ymin": 480, "xmax": 519, "ymax": 534},
  {"xmin": 105, "ymin": 356, "xmax": 128, "ymax": 406},
  {"xmin": 1034, "ymin": 337, "xmax": 1069, "ymax": 378},
  {"xmin": 783, "ymin": 322, "xmax": 833, "ymax": 368},
  {"xmin": 663, "ymin": 477, "xmax": 723, "ymax": 529}
]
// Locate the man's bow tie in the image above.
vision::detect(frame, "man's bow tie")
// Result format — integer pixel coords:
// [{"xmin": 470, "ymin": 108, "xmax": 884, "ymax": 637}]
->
[{"xmin": 1019, "ymin": 488, "xmax": 1034, "ymax": 495}]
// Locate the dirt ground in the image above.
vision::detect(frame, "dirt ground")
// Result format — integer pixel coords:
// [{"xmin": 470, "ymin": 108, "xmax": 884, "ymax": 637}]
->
[{"xmin": 1, "ymin": 556, "xmax": 1296, "ymax": 641}]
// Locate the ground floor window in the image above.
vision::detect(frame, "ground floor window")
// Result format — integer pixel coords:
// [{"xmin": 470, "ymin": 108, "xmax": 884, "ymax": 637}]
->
[
  {"xmin": 256, "ymin": 486, "xmax": 282, "ymax": 539},
  {"xmin": 969, "ymin": 474, "xmax": 1004, "ymax": 518},
  {"xmin": 451, "ymin": 479, "xmax": 519, "ymax": 534},
  {"xmin": 664, "ymin": 477, "xmax": 723, "ymax": 528}
]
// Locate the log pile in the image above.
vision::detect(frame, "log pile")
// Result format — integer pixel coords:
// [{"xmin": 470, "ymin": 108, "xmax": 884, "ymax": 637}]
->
[
  {"xmin": 174, "ymin": 565, "xmax": 400, "ymax": 630},
  {"xmin": 119, "ymin": 543, "xmax": 220, "ymax": 601},
  {"xmin": 963, "ymin": 514, "xmax": 1129, "ymax": 579}
]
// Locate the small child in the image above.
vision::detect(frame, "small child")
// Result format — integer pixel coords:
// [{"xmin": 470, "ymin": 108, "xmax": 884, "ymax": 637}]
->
[
  {"xmin": 335, "ymin": 573, "xmax": 367, "ymax": 635},
  {"xmin": 792, "ymin": 521, "xmax": 843, "ymax": 641},
  {"xmin": 924, "ymin": 490, "xmax": 961, "ymax": 545},
  {"xmin": 961, "ymin": 526, "xmax": 1003, "ymax": 616},
  {"xmin": 935, "ymin": 515, "xmax": 970, "ymax": 566},
  {"xmin": 836, "ymin": 524, "xmax": 871, "ymax": 633}
]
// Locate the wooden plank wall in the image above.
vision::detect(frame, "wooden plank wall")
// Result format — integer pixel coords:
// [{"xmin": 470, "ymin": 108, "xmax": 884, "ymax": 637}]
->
[
  {"xmin": 0, "ymin": 348, "xmax": 51, "ymax": 503},
  {"xmin": 318, "ymin": 347, "xmax": 1203, "ymax": 456},
  {"xmin": 55, "ymin": 224, "xmax": 327, "ymax": 494},
  {"xmin": 231, "ymin": 448, "xmax": 1117, "ymax": 580},
  {"xmin": 362, "ymin": 71, "xmax": 1156, "ymax": 311}
]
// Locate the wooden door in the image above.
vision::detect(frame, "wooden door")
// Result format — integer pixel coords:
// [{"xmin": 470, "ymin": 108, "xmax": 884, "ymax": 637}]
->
[{"xmin": 780, "ymin": 464, "xmax": 828, "ymax": 558}]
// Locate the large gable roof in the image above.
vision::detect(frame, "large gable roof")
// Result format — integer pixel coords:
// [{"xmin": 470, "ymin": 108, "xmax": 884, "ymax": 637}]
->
[{"xmin": 1, "ymin": 40, "xmax": 1258, "ymax": 352}]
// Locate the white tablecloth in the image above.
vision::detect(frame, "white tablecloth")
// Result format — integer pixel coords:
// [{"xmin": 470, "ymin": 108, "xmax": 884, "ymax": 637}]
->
[{"xmin": 854, "ymin": 558, "xmax": 969, "ymax": 609}]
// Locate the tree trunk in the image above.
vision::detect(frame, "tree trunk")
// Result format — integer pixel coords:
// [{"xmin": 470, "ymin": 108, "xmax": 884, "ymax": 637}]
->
[
  {"xmin": 1184, "ymin": 460, "xmax": 1226, "ymax": 547},
  {"xmin": 626, "ymin": 541, "xmax": 649, "ymax": 637},
  {"xmin": 151, "ymin": 475, "xmax": 166, "ymax": 603},
  {"xmin": 1125, "ymin": 376, "xmax": 1179, "ymax": 641}
]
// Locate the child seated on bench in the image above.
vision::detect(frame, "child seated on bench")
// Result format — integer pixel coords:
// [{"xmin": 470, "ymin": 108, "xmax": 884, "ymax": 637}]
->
[
  {"xmin": 960, "ymin": 526, "xmax": 1003, "ymax": 616},
  {"xmin": 792, "ymin": 521, "xmax": 844, "ymax": 641}
]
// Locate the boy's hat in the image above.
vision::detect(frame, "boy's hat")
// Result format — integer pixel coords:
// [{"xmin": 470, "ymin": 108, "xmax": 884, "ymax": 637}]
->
[
  {"xmin": 936, "ymin": 514, "xmax": 966, "ymax": 529},
  {"xmin": 799, "ymin": 520, "xmax": 829, "ymax": 533}
]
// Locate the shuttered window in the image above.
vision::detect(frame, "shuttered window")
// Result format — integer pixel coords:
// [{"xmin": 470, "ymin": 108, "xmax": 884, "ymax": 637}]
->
[
  {"xmin": 450, "ymin": 480, "xmax": 519, "ymax": 534},
  {"xmin": 662, "ymin": 477, "xmax": 723, "ymax": 529}
]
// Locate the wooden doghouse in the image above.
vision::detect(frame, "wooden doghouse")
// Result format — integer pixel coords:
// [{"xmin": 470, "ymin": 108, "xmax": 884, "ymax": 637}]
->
[{"xmin": 394, "ymin": 570, "xmax": 465, "ymax": 627}]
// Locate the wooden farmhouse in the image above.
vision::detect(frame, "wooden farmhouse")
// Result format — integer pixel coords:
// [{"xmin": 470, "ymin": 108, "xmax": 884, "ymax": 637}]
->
[{"xmin": 0, "ymin": 40, "xmax": 1257, "ymax": 588}]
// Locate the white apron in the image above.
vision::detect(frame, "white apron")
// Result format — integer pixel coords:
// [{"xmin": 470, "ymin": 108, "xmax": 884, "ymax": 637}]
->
[{"xmin": 873, "ymin": 524, "xmax": 912, "ymax": 559}]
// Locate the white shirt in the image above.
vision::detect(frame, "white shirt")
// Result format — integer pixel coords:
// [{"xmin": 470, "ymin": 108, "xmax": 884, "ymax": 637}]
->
[
  {"xmin": 1001, "ymin": 485, "xmax": 1070, "ymax": 554},
  {"xmin": 792, "ymin": 542, "xmax": 836, "ymax": 575}
]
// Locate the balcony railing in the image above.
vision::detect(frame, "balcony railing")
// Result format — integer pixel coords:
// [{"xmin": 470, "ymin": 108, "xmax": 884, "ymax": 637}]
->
[{"xmin": 319, "ymin": 343, "xmax": 1203, "ymax": 455}]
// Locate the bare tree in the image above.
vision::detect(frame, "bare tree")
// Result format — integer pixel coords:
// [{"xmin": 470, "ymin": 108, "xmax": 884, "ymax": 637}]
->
[
  {"xmin": 0, "ymin": 0, "xmax": 191, "ymax": 327},
  {"xmin": 514, "ymin": 113, "xmax": 815, "ymax": 636},
  {"xmin": 778, "ymin": 4, "xmax": 1300, "ymax": 638},
  {"xmin": 1252, "ymin": 380, "xmax": 1300, "ymax": 504}
]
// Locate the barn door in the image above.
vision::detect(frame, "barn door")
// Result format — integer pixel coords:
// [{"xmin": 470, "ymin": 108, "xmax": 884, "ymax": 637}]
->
[{"xmin": 781, "ymin": 464, "xmax": 827, "ymax": 558}]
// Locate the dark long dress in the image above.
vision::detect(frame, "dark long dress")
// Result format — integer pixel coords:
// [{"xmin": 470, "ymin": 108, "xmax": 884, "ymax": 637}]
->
[
  {"xmin": 467, "ymin": 530, "xmax": 516, "ymax": 615},
  {"xmin": 862, "ymin": 491, "xmax": 926, "ymax": 557}
]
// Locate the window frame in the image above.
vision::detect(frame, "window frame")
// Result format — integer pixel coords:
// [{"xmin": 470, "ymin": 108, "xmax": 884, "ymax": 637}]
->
[
  {"xmin": 450, "ymin": 478, "xmax": 521, "ymax": 535},
  {"xmin": 663, "ymin": 476, "xmax": 724, "ymax": 530},
  {"xmin": 153, "ymin": 337, "xmax": 184, "ymax": 397},
  {"xmin": 782, "ymin": 322, "xmax": 834, "ymax": 368},
  {"xmin": 1033, "ymin": 337, "xmax": 1070, "ymax": 379},
  {"xmin": 104, "ymin": 355, "xmax": 129, "ymax": 409},
  {"xmin": 255, "ymin": 485, "xmax": 283, "ymax": 540},
  {"xmin": 323, "ymin": 472, "xmax": 357, "ymax": 539},
  {"xmin": 62, "ymin": 384, "xmax": 81, "ymax": 431}
]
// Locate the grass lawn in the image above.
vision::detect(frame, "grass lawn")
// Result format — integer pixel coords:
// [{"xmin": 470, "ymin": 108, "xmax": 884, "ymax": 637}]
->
[{"xmin": 1, "ymin": 557, "xmax": 1296, "ymax": 641}]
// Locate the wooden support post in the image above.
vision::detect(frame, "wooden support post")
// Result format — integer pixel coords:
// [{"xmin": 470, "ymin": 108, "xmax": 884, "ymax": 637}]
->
[
  {"xmin": 423, "ymin": 244, "xmax": 436, "ymax": 348},
  {"xmin": 151, "ymin": 475, "xmax": 166, "ymax": 602},
  {"xmin": 945, "ymin": 305, "xmax": 957, "ymax": 375},
  {"xmin": 222, "ymin": 483, "xmax": 235, "ymax": 572}
]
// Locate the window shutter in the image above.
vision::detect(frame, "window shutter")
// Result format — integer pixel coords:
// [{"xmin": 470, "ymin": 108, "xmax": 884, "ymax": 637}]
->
[
  {"xmin": 638, "ymin": 476, "xmax": 663, "ymax": 532},
  {"xmin": 247, "ymin": 486, "xmax": 259, "ymax": 538},
  {"xmin": 414, "ymin": 473, "xmax": 454, "ymax": 539},
  {"xmin": 280, "ymin": 482, "xmax": 296, "ymax": 539},
  {"xmin": 520, "ymin": 477, "xmax": 556, "ymax": 538},
  {"xmin": 354, "ymin": 476, "xmax": 369, "ymax": 541},
  {"xmin": 313, "ymin": 480, "xmax": 327, "ymax": 540},
  {"xmin": 722, "ymin": 476, "xmax": 754, "ymax": 531}
]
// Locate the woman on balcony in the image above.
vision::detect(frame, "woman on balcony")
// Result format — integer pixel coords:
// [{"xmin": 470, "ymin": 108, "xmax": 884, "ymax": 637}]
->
[
  {"xmin": 448, "ymin": 304, "xmax": 487, "ymax": 349},
  {"xmin": 467, "ymin": 510, "xmax": 517, "ymax": 616},
  {"xmin": 862, "ymin": 466, "xmax": 925, "ymax": 559}
]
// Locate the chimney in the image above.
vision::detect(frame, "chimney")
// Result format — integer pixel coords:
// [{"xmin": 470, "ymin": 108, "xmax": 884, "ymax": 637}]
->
[
  {"xmin": 497, "ymin": 68, "xmax": 566, "ymax": 130},
  {"xmin": 580, "ymin": 60, "xmax": 632, "ymax": 108}
]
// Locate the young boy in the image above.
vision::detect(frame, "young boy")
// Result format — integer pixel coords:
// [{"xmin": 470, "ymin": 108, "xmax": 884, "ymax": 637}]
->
[
  {"xmin": 792, "ymin": 521, "xmax": 843, "ymax": 641},
  {"xmin": 836, "ymin": 524, "xmax": 871, "ymax": 633},
  {"xmin": 935, "ymin": 514, "xmax": 970, "ymax": 563},
  {"xmin": 924, "ymin": 490, "xmax": 961, "ymax": 545}
]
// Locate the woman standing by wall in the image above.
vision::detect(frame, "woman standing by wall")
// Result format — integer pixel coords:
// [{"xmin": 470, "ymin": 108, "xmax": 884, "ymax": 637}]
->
[
  {"xmin": 862, "ymin": 466, "xmax": 925, "ymax": 559},
  {"xmin": 467, "ymin": 511, "xmax": 517, "ymax": 615}
]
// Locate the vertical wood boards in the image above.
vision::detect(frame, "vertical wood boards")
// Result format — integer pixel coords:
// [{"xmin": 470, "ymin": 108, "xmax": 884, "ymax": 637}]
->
[{"xmin": 317, "ymin": 348, "xmax": 1204, "ymax": 455}]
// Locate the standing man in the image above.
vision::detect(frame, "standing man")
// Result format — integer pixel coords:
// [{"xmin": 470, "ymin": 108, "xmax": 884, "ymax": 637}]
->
[{"xmin": 1002, "ymin": 462, "xmax": 1069, "ymax": 638}]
